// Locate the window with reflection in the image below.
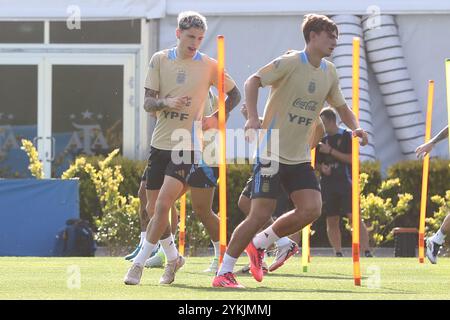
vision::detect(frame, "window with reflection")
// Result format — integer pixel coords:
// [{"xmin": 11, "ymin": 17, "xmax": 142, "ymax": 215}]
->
[
  {"xmin": 0, "ymin": 66, "xmax": 38, "ymax": 177},
  {"xmin": 51, "ymin": 65, "xmax": 123, "ymax": 177}
]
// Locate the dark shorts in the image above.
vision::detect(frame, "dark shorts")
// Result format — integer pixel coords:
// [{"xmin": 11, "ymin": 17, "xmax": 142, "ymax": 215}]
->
[
  {"xmin": 187, "ymin": 165, "xmax": 219, "ymax": 188},
  {"xmin": 250, "ymin": 161, "xmax": 320, "ymax": 199},
  {"xmin": 241, "ymin": 174, "xmax": 295, "ymax": 218},
  {"xmin": 321, "ymin": 182, "xmax": 352, "ymax": 217},
  {"xmin": 241, "ymin": 177, "xmax": 253, "ymax": 199},
  {"xmin": 145, "ymin": 147, "xmax": 194, "ymax": 190}
]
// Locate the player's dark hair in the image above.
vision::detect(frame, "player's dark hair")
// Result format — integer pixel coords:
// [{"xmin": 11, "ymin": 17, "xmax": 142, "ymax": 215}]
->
[
  {"xmin": 320, "ymin": 107, "xmax": 337, "ymax": 122},
  {"xmin": 302, "ymin": 14, "xmax": 338, "ymax": 43},
  {"xmin": 177, "ymin": 11, "xmax": 207, "ymax": 31}
]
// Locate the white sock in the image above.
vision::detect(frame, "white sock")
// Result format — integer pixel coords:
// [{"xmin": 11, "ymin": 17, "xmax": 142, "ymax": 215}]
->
[
  {"xmin": 253, "ymin": 226, "xmax": 280, "ymax": 250},
  {"xmin": 275, "ymin": 236, "xmax": 291, "ymax": 248},
  {"xmin": 432, "ymin": 229, "xmax": 446, "ymax": 245},
  {"xmin": 139, "ymin": 232, "xmax": 146, "ymax": 246},
  {"xmin": 150, "ymin": 241, "xmax": 161, "ymax": 255},
  {"xmin": 217, "ymin": 253, "xmax": 238, "ymax": 276},
  {"xmin": 133, "ymin": 239, "xmax": 157, "ymax": 266},
  {"xmin": 160, "ymin": 234, "xmax": 179, "ymax": 261},
  {"xmin": 212, "ymin": 241, "xmax": 220, "ymax": 259}
]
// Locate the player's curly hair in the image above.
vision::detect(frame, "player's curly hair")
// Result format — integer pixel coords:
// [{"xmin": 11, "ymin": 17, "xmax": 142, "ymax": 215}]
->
[
  {"xmin": 302, "ymin": 14, "xmax": 338, "ymax": 43},
  {"xmin": 177, "ymin": 11, "xmax": 207, "ymax": 31}
]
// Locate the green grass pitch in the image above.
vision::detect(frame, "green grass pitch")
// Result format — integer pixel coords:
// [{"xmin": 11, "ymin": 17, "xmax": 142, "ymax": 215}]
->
[{"xmin": 1, "ymin": 256, "xmax": 449, "ymax": 300}]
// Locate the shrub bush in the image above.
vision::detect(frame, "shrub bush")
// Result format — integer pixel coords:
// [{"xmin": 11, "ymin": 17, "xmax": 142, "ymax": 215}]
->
[
  {"xmin": 76, "ymin": 155, "xmax": 146, "ymax": 227},
  {"xmin": 387, "ymin": 159, "xmax": 450, "ymax": 228},
  {"xmin": 20, "ymin": 137, "xmax": 449, "ymax": 252}
]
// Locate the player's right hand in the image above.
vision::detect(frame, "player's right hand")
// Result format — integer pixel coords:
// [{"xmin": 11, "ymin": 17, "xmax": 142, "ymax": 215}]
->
[
  {"xmin": 244, "ymin": 117, "xmax": 261, "ymax": 142},
  {"xmin": 415, "ymin": 141, "xmax": 434, "ymax": 159},
  {"xmin": 352, "ymin": 128, "xmax": 369, "ymax": 146},
  {"xmin": 165, "ymin": 96, "xmax": 189, "ymax": 111}
]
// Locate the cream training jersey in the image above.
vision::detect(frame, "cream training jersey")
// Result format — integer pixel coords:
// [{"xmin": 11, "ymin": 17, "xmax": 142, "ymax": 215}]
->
[
  {"xmin": 145, "ymin": 47, "xmax": 236, "ymax": 151},
  {"xmin": 256, "ymin": 50, "xmax": 346, "ymax": 164}
]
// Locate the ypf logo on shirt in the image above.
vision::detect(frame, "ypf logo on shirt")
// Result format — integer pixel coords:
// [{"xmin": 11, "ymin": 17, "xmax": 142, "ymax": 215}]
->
[{"xmin": 176, "ymin": 69, "xmax": 186, "ymax": 84}]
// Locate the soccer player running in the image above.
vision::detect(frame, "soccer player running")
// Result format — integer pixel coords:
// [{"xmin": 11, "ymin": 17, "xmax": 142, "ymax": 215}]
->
[
  {"xmin": 126, "ymin": 93, "xmax": 222, "ymax": 272},
  {"xmin": 213, "ymin": 14, "xmax": 368, "ymax": 288},
  {"xmin": 236, "ymin": 104, "xmax": 325, "ymax": 273},
  {"xmin": 124, "ymin": 11, "xmax": 240, "ymax": 285},
  {"xmin": 415, "ymin": 125, "xmax": 449, "ymax": 264}
]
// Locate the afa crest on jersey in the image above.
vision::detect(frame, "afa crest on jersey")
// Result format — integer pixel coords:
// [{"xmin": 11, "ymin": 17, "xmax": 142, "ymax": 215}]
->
[
  {"xmin": 308, "ymin": 81, "xmax": 316, "ymax": 94},
  {"xmin": 176, "ymin": 69, "xmax": 186, "ymax": 84}
]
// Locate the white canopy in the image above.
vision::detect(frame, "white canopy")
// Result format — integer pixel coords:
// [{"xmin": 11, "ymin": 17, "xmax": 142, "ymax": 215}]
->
[
  {"xmin": 167, "ymin": 0, "xmax": 450, "ymax": 16},
  {"xmin": 2, "ymin": 0, "xmax": 450, "ymax": 20}
]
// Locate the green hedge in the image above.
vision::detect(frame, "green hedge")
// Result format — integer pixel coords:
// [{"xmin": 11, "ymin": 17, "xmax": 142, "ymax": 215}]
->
[
  {"xmin": 387, "ymin": 159, "xmax": 450, "ymax": 228},
  {"xmin": 77, "ymin": 155, "xmax": 146, "ymax": 227},
  {"xmin": 76, "ymin": 156, "xmax": 253, "ymax": 251},
  {"xmin": 360, "ymin": 161, "xmax": 382, "ymax": 195},
  {"xmin": 76, "ymin": 157, "xmax": 449, "ymax": 249},
  {"xmin": 76, "ymin": 159, "xmax": 386, "ymax": 247}
]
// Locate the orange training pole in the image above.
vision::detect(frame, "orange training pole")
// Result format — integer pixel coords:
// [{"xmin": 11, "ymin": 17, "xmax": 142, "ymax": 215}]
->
[
  {"xmin": 217, "ymin": 35, "xmax": 227, "ymax": 264},
  {"xmin": 419, "ymin": 80, "xmax": 434, "ymax": 263},
  {"xmin": 309, "ymin": 148, "xmax": 315, "ymax": 263},
  {"xmin": 352, "ymin": 37, "xmax": 361, "ymax": 286},
  {"xmin": 178, "ymin": 194, "xmax": 186, "ymax": 256},
  {"xmin": 301, "ymin": 148, "xmax": 315, "ymax": 272}
]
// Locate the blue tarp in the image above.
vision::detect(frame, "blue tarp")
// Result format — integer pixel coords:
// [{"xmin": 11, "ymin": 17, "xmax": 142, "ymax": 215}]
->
[{"xmin": 0, "ymin": 179, "xmax": 79, "ymax": 256}]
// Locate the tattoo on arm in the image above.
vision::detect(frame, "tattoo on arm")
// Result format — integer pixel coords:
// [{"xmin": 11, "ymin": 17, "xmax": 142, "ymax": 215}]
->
[
  {"xmin": 225, "ymin": 86, "xmax": 241, "ymax": 113},
  {"xmin": 431, "ymin": 126, "xmax": 449, "ymax": 145},
  {"xmin": 213, "ymin": 86, "xmax": 241, "ymax": 118},
  {"xmin": 143, "ymin": 88, "xmax": 166, "ymax": 113}
]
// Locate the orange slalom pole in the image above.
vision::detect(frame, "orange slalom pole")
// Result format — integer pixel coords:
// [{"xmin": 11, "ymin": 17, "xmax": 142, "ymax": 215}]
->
[
  {"xmin": 352, "ymin": 37, "xmax": 361, "ymax": 286},
  {"xmin": 178, "ymin": 194, "xmax": 186, "ymax": 256},
  {"xmin": 419, "ymin": 80, "xmax": 435, "ymax": 263},
  {"xmin": 309, "ymin": 148, "xmax": 315, "ymax": 263},
  {"xmin": 217, "ymin": 35, "xmax": 227, "ymax": 263},
  {"xmin": 301, "ymin": 148, "xmax": 315, "ymax": 272}
]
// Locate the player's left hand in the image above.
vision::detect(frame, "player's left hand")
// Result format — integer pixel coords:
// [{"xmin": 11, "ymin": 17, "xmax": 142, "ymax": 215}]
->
[
  {"xmin": 202, "ymin": 115, "xmax": 218, "ymax": 131},
  {"xmin": 320, "ymin": 163, "xmax": 332, "ymax": 176},
  {"xmin": 352, "ymin": 128, "xmax": 368, "ymax": 146}
]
